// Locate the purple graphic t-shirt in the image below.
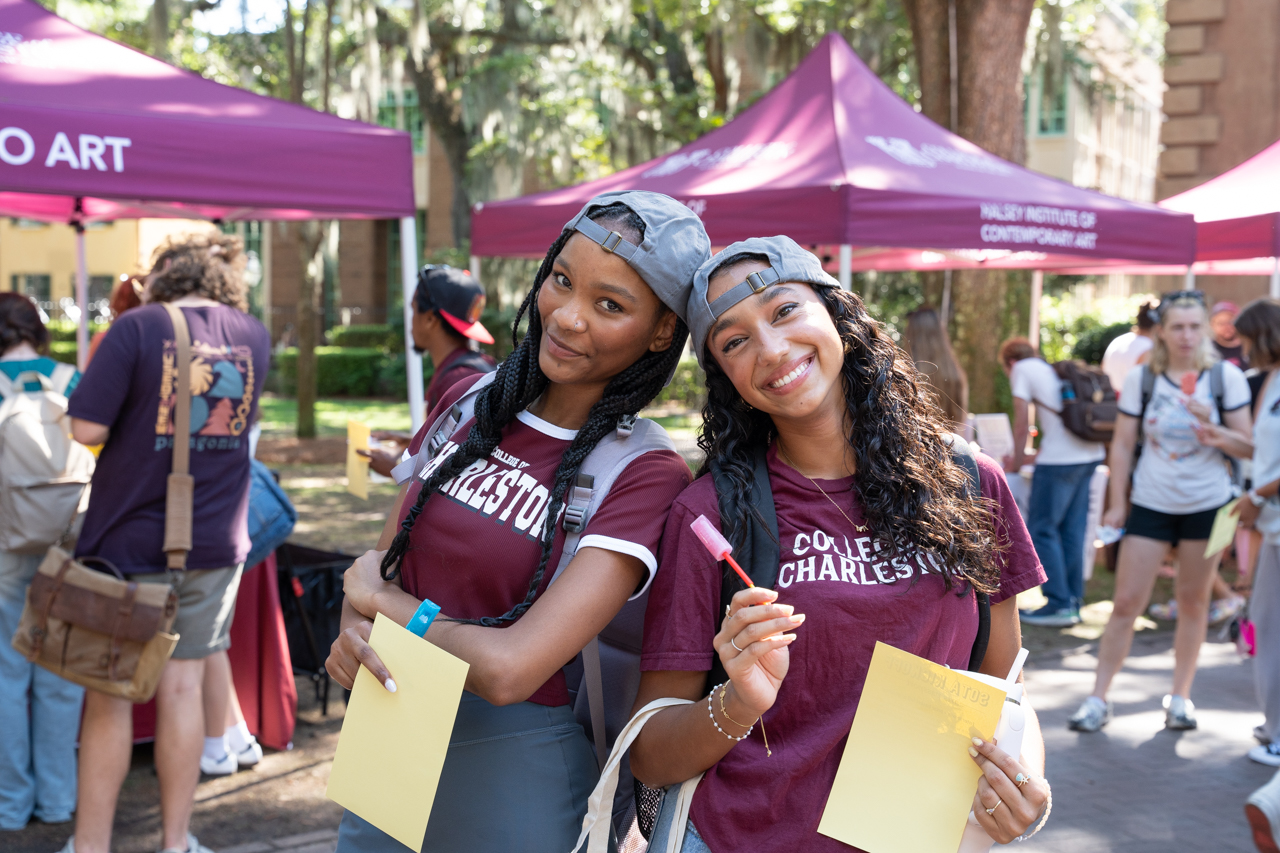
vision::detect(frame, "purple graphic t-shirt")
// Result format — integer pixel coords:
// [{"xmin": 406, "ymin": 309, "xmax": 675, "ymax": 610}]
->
[{"xmin": 68, "ymin": 302, "xmax": 270, "ymax": 574}]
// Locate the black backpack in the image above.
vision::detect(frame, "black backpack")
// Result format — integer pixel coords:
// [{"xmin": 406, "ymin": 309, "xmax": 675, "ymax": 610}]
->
[
  {"xmin": 1052, "ymin": 360, "xmax": 1118, "ymax": 444},
  {"xmin": 703, "ymin": 435, "xmax": 991, "ymax": 691}
]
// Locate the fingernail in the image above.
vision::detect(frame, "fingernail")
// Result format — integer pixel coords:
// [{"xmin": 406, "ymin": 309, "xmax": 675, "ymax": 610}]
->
[
  {"xmin": 968, "ymin": 746, "xmax": 978, "ymax": 757},
  {"xmin": 790, "ymin": 613, "xmax": 806, "ymax": 623},
  {"xmin": 779, "ymin": 604, "xmax": 795, "ymax": 616},
  {"xmin": 972, "ymin": 737, "xmax": 983, "ymax": 746},
  {"xmin": 384, "ymin": 679, "xmax": 397, "ymax": 693}
]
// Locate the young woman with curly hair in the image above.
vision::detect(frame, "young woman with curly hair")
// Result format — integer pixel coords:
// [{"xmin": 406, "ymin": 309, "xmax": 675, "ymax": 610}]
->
[
  {"xmin": 630, "ymin": 237, "xmax": 1050, "ymax": 852},
  {"xmin": 325, "ymin": 192, "xmax": 709, "ymax": 852}
]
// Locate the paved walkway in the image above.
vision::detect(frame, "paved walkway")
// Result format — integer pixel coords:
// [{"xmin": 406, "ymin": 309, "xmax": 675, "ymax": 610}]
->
[{"xmin": 1020, "ymin": 632, "xmax": 1270, "ymax": 853}]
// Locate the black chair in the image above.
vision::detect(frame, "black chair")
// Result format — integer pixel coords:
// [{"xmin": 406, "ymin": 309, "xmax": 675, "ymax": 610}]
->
[{"xmin": 275, "ymin": 543, "xmax": 351, "ymax": 715}]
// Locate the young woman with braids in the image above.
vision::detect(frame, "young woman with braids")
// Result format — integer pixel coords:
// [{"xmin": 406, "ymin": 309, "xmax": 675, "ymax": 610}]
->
[
  {"xmin": 630, "ymin": 237, "xmax": 1051, "ymax": 852},
  {"xmin": 324, "ymin": 191, "xmax": 709, "ymax": 852}
]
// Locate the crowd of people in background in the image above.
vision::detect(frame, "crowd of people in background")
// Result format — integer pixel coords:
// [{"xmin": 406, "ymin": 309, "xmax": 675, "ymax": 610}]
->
[{"xmin": 1, "ymin": 199, "xmax": 1280, "ymax": 852}]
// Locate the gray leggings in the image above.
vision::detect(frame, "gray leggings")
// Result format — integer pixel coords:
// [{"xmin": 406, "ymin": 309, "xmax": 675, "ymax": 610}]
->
[
  {"xmin": 336, "ymin": 691, "xmax": 598, "ymax": 853},
  {"xmin": 1254, "ymin": 542, "xmax": 1280, "ymax": 741}
]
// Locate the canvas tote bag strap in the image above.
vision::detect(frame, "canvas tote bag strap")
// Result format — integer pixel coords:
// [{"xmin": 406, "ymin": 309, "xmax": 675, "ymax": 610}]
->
[
  {"xmin": 161, "ymin": 303, "xmax": 194, "ymax": 570},
  {"xmin": 568, "ymin": 697, "xmax": 698, "ymax": 853}
]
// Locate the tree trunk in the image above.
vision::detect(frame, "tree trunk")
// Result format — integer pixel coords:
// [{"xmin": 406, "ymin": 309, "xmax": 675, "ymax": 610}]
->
[
  {"xmin": 151, "ymin": 0, "xmax": 171, "ymax": 61},
  {"xmin": 902, "ymin": 0, "xmax": 1035, "ymax": 415},
  {"xmin": 284, "ymin": 0, "xmax": 296, "ymax": 100},
  {"xmin": 296, "ymin": 0, "xmax": 312, "ymax": 104},
  {"xmin": 322, "ymin": 0, "xmax": 333, "ymax": 112},
  {"xmin": 295, "ymin": 221, "xmax": 326, "ymax": 439}
]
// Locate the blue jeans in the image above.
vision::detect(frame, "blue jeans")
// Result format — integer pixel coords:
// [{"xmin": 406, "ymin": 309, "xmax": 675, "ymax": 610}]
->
[
  {"xmin": 0, "ymin": 551, "xmax": 85, "ymax": 830},
  {"xmin": 1026, "ymin": 461, "xmax": 1099, "ymax": 612}
]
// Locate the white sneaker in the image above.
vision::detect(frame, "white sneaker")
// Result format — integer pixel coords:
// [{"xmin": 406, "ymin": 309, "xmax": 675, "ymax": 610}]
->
[
  {"xmin": 1246, "ymin": 772, "xmax": 1280, "ymax": 853},
  {"xmin": 199, "ymin": 750, "xmax": 236, "ymax": 776},
  {"xmin": 1068, "ymin": 696, "xmax": 1111, "ymax": 732},
  {"xmin": 159, "ymin": 833, "xmax": 216, "ymax": 853},
  {"xmin": 55, "ymin": 837, "xmax": 76, "ymax": 853},
  {"xmin": 234, "ymin": 738, "xmax": 263, "ymax": 768},
  {"xmin": 1164, "ymin": 694, "xmax": 1198, "ymax": 730},
  {"xmin": 1253, "ymin": 743, "xmax": 1280, "ymax": 768}
]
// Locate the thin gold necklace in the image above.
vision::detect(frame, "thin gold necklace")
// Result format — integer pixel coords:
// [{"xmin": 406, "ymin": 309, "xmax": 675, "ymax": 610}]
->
[{"xmin": 778, "ymin": 445, "xmax": 867, "ymax": 533}]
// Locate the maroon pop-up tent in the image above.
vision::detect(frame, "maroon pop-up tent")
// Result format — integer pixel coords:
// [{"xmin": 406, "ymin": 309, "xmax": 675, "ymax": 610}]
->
[
  {"xmin": 471, "ymin": 32, "xmax": 1195, "ymax": 280},
  {"xmin": 0, "ymin": 0, "xmax": 433, "ymax": 423}
]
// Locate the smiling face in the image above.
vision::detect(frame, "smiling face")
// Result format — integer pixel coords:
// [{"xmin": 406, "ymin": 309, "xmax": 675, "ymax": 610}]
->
[
  {"xmin": 705, "ymin": 259, "xmax": 846, "ymax": 423},
  {"xmin": 536, "ymin": 231, "xmax": 677, "ymax": 388}
]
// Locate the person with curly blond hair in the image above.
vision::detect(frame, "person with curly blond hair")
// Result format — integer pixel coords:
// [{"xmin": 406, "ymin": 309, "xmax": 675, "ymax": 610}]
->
[{"xmin": 59, "ymin": 232, "xmax": 270, "ymax": 853}]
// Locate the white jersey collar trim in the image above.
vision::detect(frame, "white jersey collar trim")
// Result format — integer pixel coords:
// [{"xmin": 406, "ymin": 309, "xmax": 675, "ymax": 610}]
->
[{"xmin": 516, "ymin": 409, "xmax": 579, "ymax": 440}]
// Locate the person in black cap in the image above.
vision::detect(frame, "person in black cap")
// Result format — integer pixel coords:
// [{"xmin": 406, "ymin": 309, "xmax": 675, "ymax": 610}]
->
[{"xmin": 362, "ymin": 265, "xmax": 496, "ymax": 476}]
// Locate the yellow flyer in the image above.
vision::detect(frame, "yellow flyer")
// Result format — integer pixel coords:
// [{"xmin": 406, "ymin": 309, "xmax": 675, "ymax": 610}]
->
[
  {"xmin": 1204, "ymin": 497, "xmax": 1241, "ymax": 558},
  {"xmin": 818, "ymin": 642, "xmax": 1005, "ymax": 853},
  {"xmin": 326, "ymin": 613, "xmax": 470, "ymax": 849},
  {"xmin": 346, "ymin": 420, "xmax": 371, "ymax": 499}
]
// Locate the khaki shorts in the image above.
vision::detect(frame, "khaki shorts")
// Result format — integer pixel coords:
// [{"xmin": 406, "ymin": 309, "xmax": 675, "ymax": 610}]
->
[{"xmin": 128, "ymin": 564, "xmax": 245, "ymax": 659}]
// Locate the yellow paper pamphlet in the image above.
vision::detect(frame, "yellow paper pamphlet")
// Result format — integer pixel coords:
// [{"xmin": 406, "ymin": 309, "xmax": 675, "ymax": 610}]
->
[
  {"xmin": 346, "ymin": 420, "xmax": 371, "ymax": 499},
  {"xmin": 1204, "ymin": 497, "xmax": 1241, "ymax": 558},
  {"xmin": 818, "ymin": 642, "xmax": 1006, "ymax": 853},
  {"xmin": 326, "ymin": 613, "xmax": 470, "ymax": 850}
]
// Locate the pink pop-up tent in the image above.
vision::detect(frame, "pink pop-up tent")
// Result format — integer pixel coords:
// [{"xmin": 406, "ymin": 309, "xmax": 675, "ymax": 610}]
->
[
  {"xmin": 0, "ymin": 0, "xmax": 432, "ymax": 423},
  {"xmin": 471, "ymin": 32, "xmax": 1194, "ymax": 282},
  {"xmin": 1053, "ymin": 137, "xmax": 1280, "ymax": 299}
]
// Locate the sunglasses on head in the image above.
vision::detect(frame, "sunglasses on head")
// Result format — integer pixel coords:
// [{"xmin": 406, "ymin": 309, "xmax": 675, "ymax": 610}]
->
[{"xmin": 1154, "ymin": 289, "xmax": 1206, "ymax": 320}]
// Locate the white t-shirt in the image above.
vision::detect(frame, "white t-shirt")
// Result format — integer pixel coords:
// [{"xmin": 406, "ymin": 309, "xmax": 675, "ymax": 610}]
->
[
  {"xmin": 1009, "ymin": 357, "xmax": 1106, "ymax": 466},
  {"xmin": 1252, "ymin": 372, "xmax": 1280, "ymax": 542},
  {"xmin": 1119, "ymin": 362, "xmax": 1251, "ymax": 514},
  {"xmin": 1101, "ymin": 332, "xmax": 1153, "ymax": 397}
]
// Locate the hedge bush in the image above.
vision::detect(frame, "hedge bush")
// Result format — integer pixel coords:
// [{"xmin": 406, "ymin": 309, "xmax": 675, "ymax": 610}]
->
[
  {"xmin": 49, "ymin": 342, "xmax": 78, "ymax": 365},
  {"xmin": 326, "ymin": 324, "xmax": 401, "ymax": 350},
  {"xmin": 652, "ymin": 359, "xmax": 707, "ymax": 410},
  {"xmin": 268, "ymin": 347, "xmax": 435, "ymax": 398},
  {"xmin": 1072, "ymin": 321, "xmax": 1132, "ymax": 366}
]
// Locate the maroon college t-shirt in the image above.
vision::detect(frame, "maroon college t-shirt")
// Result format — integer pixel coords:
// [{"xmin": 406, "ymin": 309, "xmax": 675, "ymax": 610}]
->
[
  {"xmin": 402, "ymin": 377, "xmax": 692, "ymax": 706},
  {"xmin": 641, "ymin": 445, "xmax": 1044, "ymax": 853}
]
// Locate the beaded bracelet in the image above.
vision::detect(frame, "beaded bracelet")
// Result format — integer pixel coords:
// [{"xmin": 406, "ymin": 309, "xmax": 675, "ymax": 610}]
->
[
  {"xmin": 1014, "ymin": 780, "xmax": 1052, "ymax": 842},
  {"xmin": 707, "ymin": 683, "xmax": 753, "ymax": 742}
]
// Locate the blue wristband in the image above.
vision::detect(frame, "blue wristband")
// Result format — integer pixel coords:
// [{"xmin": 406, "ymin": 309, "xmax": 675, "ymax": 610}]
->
[{"xmin": 406, "ymin": 597, "xmax": 441, "ymax": 637}]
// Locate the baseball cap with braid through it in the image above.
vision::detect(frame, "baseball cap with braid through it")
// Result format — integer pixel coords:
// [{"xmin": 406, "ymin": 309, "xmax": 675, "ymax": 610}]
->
[
  {"xmin": 687, "ymin": 235, "xmax": 840, "ymax": 368},
  {"xmin": 562, "ymin": 191, "xmax": 711, "ymax": 325}
]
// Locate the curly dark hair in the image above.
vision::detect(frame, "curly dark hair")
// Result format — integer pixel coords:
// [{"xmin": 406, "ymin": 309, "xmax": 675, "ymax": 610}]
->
[
  {"xmin": 147, "ymin": 233, "xmax": 249, "ymax": 312},
  {"xmin": 379, "ymin": 203, "xmax": 689, "ymax": 625},
  {"xmin": 0, "ymin": 293, "xmax": 49, "ymax": 355},
  {"xmin": 697, "ymin": 274, "xmax": 1001, "ymax": 593}
]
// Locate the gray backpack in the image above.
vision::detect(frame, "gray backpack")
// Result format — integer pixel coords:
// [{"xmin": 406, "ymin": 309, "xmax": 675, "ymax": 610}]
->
[
  {"xmin": 392, "ymin": 372, "xmax": 677, "ymax": 832},
  {"xmin": 0, "ymin": 364, "xmax": 94, "ymax": 554}
]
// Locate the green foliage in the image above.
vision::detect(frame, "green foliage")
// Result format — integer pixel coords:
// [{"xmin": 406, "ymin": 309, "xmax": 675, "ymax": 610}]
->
[
  {"xmin": 270, "ymin": 347, "xmax": 435, "ymax": 398},
  {"xmin": 651, "ymin": 359, "xmax": 707, "ymax": 410},
  {"xmin": 1038, "ymin": 292, "xmax": 1150, "ymax": 364},
  {"xmin": 1072, "ymin": 321, "xmax": 1131, "ymax": 365},
  {"xmin": 44, "ymin": 319, "xmax": 107, "ymax": 343},
  {"xmin": 326, "ymin": 325, "xmax": 401, "ymax": 349},
  {"xmin": 49, "ymin": 342, "xmax": 78, "ymax": 365},
  {"xmin": 256, "ymin": 396, "xmax": 414, "ymax": 438}
]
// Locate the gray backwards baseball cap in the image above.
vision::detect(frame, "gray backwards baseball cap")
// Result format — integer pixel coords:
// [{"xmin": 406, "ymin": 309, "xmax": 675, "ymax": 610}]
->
[
  {"xmin": 688, "ymin": 236, "xmax": 840, "ymax": 367},
  {"xmin": 562, "ymin": 191, "xmax": 710, "ymax": 324}
]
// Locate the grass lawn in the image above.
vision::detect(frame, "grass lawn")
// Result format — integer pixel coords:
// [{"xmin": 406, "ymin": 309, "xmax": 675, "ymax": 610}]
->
[{"xmin": 258, "ymin": 394, "xmax": 412, "ymax": 439}]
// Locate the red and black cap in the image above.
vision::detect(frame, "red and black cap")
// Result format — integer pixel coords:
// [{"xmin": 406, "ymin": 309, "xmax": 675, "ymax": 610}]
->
[{"xmin": 414, "ymin": 265, "xmax": 494, "ymax": 345}]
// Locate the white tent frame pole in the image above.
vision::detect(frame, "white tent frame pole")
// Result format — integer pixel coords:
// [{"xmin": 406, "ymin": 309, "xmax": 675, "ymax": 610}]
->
[
  {"xmin": 1029, "ymin": 270, "xmax": 1043, "ymax": 348},
  {"xmin": 1271, "ymin": 256, "xmax": 1279, "ymax": 300},
  {"xmin": 74, "ymin": 225, "xmax": 89, "ymax": 371},
  {"xmin": 470, "ymin": 255, "xmax": 481, "ymax": 280},
  {"xmin": 838, "ymin": 244, "xmax": 852, "ymax": 291},
  {"xmin": 1185, "ymin": 265, "xmax": 1196, "ymax": 289},
  {"xmin": 400, "ymin": 216, "xmax": 425, "ymax": 432}
]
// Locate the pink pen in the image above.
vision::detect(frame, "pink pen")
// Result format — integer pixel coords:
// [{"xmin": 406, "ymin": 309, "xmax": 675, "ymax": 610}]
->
[{"xmin": 690, "ymin": 514, "xmax": 754, "ymax": 588}]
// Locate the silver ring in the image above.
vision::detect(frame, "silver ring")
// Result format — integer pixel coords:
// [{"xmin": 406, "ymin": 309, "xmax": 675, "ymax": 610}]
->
[{"xmin": 730, "ymin": 637, "xmax": 746, "ymax": 653}]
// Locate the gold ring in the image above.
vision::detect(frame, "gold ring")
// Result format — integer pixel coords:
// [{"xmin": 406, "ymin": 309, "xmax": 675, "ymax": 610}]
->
[
  {"xmin": 731, "ymin": 637, "xmax": 746, "ymax": 653},
  {"xmin": 985, "ymin": 798, "xmax": 1003, "ymax": 816}
]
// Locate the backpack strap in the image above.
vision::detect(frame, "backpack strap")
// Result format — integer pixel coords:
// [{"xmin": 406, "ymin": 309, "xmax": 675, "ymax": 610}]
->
[
  {"xmin": 1136, "ymin": 365, "xmax": 1156, "ymax": 444},
  {"xmin": 390, "ymin": 372, "xmax": 498, "ymax": 485},
  {"xmin": 943, "ymin": 434, "xmax": 991, "ymax": 671},
  {"xmin": 707, "ymin": 444, "xmax": 780, "ymax": 689},
  {"xmin": 49, "ymin": 362, "xmax": 77, "ymax": 396},
  {"xmin": 1210, "ymin": 360, "xmax": 1226, "ymax": 421},
  {"xmin": 0, "ymin": 370, "xmax": 15, "ymax": 400},
  {"xmin": 549, "ymin": 417, "xmax": 678, "ymax": 773},
  {"xmin": 448, "ymin": 351, "xmax": 496, "ymax": 376},
  {"xmin": 161, "ymin": 303, "xmax": 194, "ymax": 570}
]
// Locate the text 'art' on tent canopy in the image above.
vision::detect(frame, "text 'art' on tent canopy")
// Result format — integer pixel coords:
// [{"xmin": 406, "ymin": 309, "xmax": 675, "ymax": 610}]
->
[{"xmin": 471, "ymin": 33, "xmax": 1194, "ymax": 272}]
